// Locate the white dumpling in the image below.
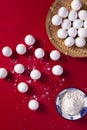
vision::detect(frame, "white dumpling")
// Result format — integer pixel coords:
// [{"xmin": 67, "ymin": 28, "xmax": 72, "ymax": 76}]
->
[
  {"xmin": 64, "ymin": 37, "xmax": 75, "ymax": 47},
  {"xmin": 73, "ymin": 19, "xmax": 83, "ymax": 29},
  {"xmin": 79, "ymin": 10, "xmax": 87, "ymax": 20},
  {"xmin": 84, "ymin": 20, "xmax": 87, "ymax": 28},
  {"xmin": 61, "ymin": 19, "xmax": 71, "ymax": 29},
  {"xmin": 57, "ymin": 29, "xmax": 68, "ymax": 39},
  {"xmin": 68, "ymin": 27, "xmax": 77, "ymax": 38},
  {"xmin": 52, "ymin": 15, "xmax": 62, "ymax": 26},
  {"xmin": 75, "ymin": 37, "xmax": 86, "ymax": 47},
  {"xmin": 28, "ymin": 100, "xmax": 39, "ymax": 110},
  {"xmin": 68, "ymin": 10, "xmax": 77, "ymax": 21},
  {"xmin": 71, "ymin": 0, "xmax": 82, "ymax": 11},
  {"xmin": 58, "ymin": 7, "xmax": 68, "ymax": 18},
  {"xmin": 78, "ymin": 28, "xmax": 87, "ymax": 38},
  {"xmin": 52, "ymin": 65, "xmax": 63, "ymax": 76},
  {"xmin": 2, "ymin": 46, "xmax": 12, "ymax": 57}
]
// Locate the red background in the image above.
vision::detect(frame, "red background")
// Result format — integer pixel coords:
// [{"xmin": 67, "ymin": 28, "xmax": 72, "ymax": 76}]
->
[{"xmin": 0, "ymin": 0, "xmax": 87, "ymax": 130}]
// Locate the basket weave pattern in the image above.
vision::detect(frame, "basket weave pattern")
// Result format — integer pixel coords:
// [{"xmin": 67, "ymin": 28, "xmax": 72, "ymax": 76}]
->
[{"xmin": 46, "ymin": 0, "xmax": 87, "ymax": 57}]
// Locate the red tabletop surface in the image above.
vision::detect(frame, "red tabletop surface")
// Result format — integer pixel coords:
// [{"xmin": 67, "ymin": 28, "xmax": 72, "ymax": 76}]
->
[{"xmin": 0, "ymin": 0, "xmax": 87, "ymax": 130}]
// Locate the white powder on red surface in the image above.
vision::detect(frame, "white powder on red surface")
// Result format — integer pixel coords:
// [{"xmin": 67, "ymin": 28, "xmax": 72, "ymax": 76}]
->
[{"xmin": 60, "ymin": 90, "xmax": 84, "ymax": 115}]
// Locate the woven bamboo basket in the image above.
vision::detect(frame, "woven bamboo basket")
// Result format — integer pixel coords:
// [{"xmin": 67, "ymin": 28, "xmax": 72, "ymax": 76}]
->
[{"xmin": 46, "ymin": 0, "xmax": 87, "ymax": 57}]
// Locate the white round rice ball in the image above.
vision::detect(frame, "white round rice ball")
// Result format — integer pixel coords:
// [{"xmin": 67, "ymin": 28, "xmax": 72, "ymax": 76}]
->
[
  {"xmin": 68, "ymin": 10, "xmax": 77, "ymax": 21},
  {"xmin": 2, "ymin": 46, "xmax": 12, "ymax": 57},
  {"xmin": 0, "ymin": 68, "xmax": 8, "ymax": 79},
  {"xmin": 78, "ymin": 28, "xmax": 87, "ymax": 38},
  {"xmin": 17, "ymin": 82, "xmax": 29, "ymax": 93},
  {"xmin": 52, "ymin": 65, "xmax": 63, "ymax": 76},
  {"xmin": 24, "ymin": 35, "xmax": 35, "ymax": 45},
  {"xmin": 30, "ymin": 69, "xmax": 41, "ymax": 80},
  {"xmin": 68, "ymin": 27, "xmax": 77, "ymax": 38},
  {"xmin": 73, "ymin": 19, "xmax": 83, "ymax": 29},
  {"xmin": 16, "ymin": 44, "xmax": 27, "ymax": 55},
  {"xmin": 75, "ymin": 37, "xmax": 86, "ymax": 47},
  {"xmin": 50, "ymin": 50, "xmax": 61, "ymax": 61},
  {"xmin": 14, "ymin": 64, "xmax": 25, "ymax": 74},
  {"xmin": 34, "ymin": 48, "xmax": 45, "ymax": 59},
  {"xmin": 64, "ymin": 37, "xmax": 75, "ymax": 47},
  {"xmin": 71, "ymin": 0, "xmax": 82, "ymax": 11},
  {"xmin": 61, "ymin": 19, "xmax": 71, "ymax": 29},
  {"xmin": 57, "ymin": 29, "xmax": 68, "ymax": 39},
  {"xmin": 52, "ymin": 15, "xmax": 62, "ymax": 26},
  {"xmin": 78, "ymin": 10, "xmax": 87, "ymax": 20},
  {"xmin": 28, "ymin": 99, "xmax": 39, "ymax": 110},
  {"xmin": 84, "ymin": 20, "xmax": 87, "ymax": 28},
  {"xmin": 58, "ymin": 7, "xmax": 68, "ymax": 18}
]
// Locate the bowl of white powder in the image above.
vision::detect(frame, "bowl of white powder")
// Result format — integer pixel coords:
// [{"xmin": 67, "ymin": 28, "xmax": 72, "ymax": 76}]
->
[{"xmin": 56, "ymin": 88, "xmax": 87, "ymax": 120}]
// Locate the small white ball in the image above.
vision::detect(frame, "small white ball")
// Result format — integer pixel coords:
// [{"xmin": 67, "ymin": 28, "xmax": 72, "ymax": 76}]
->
[
  {"xmin": 75, "ymin": 37, "xmax": 86, "ymax": 47},
  {"xmin": 68, "ymin": 27, "xmax": 77, "ymax": 38},
  {"xmin": 16, "ymin": 44, "xmax": 27, "ymax": 55},
  {"xmin": 0, "ymin": 68, "xmax": 8, "ymax": 79},
  {"xmin": 71, "ymin": 0, "xmax": 82, "ymax": 11},
  {"xmin": 61, "ymin": 19, "xmax": 71, "ymax": 29},
  {"xmin": 30, "ymin": 69, "xmax": 41, "ymax": 80},
  {"xmin": 52, "ymin": 65, "xmax": 63, "ymax": 76},
  {"xmin": 28, "ymin": 99, "xmax": 39, "ymax": 110},
  {"xmin": 57, "ymin": 29, "xmax": 68, "ymax": 39},
  {"xmin": 58, "ymin": 7, "xmax": 68, "ymax": 18},
  {"xmin": 24, "ymin": 35, "xmax": 35, "ymax": 45},
  {"xmin": 68, "ymin": 10, "xmax": 77, "ymax": 21},
  {"xmin": 50, "ymin": 50, "xmax": 61, "ymax": 61},
  {"xmin": 51, "ymin": 15, "xmax": 62, "ymax": 26},
  {"xmin": 73, "ymin": 19, "xmax": 83, "ymax": 29},
  {"xmin": 34, "ymin": 48, "xmax": 45, "ymax": 59},
  {"xmin": 14, "ymin": 64, "xmax": 25, "ymax": 74},
  {"xmin": 2, "ymin": 46, "xmax": 12, "ymax": 57},
  {"xmin": 17, "ymin": 82, "xmax": 28, "ymax": 93},
  {"xmin": 79, "ymin": 10, "xmax": 87, "ymax": 20},
  {"xmin": 64, "ymin": 37, "xmax": 75, "ymax": 47},
  {"xmin": 78, "ymin": 28, "xmax": 87, "ymax": 38},
  {"xmin": 84, "ymin": 20, "xmax": 87, "ymax": 28}
]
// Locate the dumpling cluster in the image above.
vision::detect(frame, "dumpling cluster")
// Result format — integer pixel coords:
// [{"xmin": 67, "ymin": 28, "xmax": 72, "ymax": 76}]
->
[
  {"xmin": 0, "ymin": 33, "xmax": 64, "ymax": 110},
  {"xmin": 52, "ymin": 0, "xmax": 87, "ymax": 48}
]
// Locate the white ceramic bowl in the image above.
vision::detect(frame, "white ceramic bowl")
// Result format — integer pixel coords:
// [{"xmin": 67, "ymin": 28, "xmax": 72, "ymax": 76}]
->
[{"xmin": 56, "ymin": 88, "xmax": 87, "ymax": 120}]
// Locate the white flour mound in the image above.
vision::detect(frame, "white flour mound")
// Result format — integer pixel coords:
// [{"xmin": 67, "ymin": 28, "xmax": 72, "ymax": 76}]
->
[{"xmin": 60, "ymin": 90, "xmax": 84, "ymax": 116}]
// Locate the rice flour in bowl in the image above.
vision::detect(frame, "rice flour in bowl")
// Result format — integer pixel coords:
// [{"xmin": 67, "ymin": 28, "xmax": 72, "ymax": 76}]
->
[{"xmin": 56, "ymin": 88, "xmax": 87, "ymax": 120}]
